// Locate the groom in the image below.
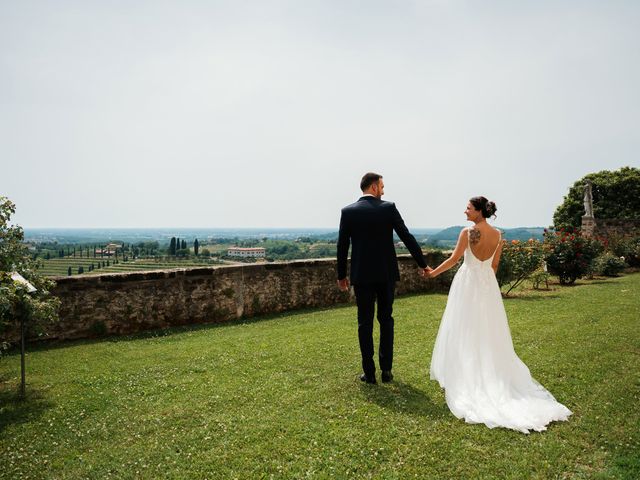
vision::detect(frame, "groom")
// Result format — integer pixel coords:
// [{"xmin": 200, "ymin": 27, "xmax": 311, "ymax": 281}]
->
[{"xmin": 337, "ymin": 172, "xmax": 431, "ymax": 384}]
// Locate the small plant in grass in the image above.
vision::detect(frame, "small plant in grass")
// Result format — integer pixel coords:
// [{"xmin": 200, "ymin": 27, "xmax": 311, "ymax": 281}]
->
[{"xmin": 531, "ymin": 270, "xmax": 551, "ymax": 290}]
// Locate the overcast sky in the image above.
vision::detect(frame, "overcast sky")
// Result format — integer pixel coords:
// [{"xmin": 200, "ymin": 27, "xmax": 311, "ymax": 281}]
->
[{"xmin": 1, "ymin": 0, "xmax": 638, "ymax": 229}]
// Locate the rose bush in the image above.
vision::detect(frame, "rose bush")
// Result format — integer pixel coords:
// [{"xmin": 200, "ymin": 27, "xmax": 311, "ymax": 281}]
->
[{"xmin": 543, "ymin": 228, "xmax": 603, "ymax": 285}]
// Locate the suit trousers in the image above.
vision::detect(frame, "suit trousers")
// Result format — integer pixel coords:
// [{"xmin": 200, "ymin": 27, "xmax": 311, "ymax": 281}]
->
[{"xmin": 353, "ymin": 282, "xmax": 396, "ymax": 376}]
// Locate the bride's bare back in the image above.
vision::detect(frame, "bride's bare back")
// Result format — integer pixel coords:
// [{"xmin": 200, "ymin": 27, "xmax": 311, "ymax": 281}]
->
[{"xmin": 468, "ymin": 225, "xmax": 502, "ymax": 262}]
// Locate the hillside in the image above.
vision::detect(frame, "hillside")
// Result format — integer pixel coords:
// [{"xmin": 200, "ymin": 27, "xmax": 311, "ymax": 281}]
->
[{"xmin": 425, "ymin": 226, "xmax": 545, "ymax": 248}]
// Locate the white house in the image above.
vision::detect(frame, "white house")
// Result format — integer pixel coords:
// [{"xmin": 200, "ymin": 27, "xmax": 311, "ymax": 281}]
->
[
  {"xmin": 227, "ymin": 247, "xmax": 266, "ymax": 258},
  {"xmin": 94, "ymin": 243, "xmax": 121, "ymax": 256}
]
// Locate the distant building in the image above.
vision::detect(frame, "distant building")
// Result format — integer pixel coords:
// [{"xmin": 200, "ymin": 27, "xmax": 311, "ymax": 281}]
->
[
  {"xmin": 227, "ymin": 247, "xmax": 266, "ymax": 258},
  {"xmin": 95, "ymin": 243, "xmax": 121, "ymax": 256}
]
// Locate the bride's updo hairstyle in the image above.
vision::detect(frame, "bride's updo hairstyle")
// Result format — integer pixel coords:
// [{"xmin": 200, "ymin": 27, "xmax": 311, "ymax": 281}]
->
[{"xmin": 470, "ymin": 196, "xmax": 497, "ymax": 219}]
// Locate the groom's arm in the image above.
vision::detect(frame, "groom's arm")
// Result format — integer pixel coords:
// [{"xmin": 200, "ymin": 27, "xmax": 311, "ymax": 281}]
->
[
  {"xmin": 336, "ymin": 209, "xmax": 350, "ymax": 280},
  {"xmin": 391, "ymin": 204, "xmax": 428, "ymax": 269}
]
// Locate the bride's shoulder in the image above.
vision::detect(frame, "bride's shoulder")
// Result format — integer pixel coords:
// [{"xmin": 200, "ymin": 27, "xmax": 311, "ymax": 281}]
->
[
  {"xmin": 489, "ymin": 228, "xmax": 503, "ymax": 244},
  {"xmin": 456, "ymin": 227, "xmax": 472, "ymax": 244}
]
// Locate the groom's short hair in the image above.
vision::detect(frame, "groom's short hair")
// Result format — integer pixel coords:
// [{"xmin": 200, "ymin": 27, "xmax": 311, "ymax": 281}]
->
[{"xmin": 360, "ymin": 172, "xmax": 383, "ymax": 191}]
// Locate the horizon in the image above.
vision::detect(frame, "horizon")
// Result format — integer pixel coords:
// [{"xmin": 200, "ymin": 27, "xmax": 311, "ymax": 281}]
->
[
  {"xmin": 21, "ymin": 224, "xmax": 548, "ymax": 246},
  {"xmin": 22, "ymin": 225, "xmax": 546, "ymax": 231}
]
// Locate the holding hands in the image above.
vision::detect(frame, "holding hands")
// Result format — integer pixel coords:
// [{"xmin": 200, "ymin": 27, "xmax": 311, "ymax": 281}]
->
[{"xmin": 421, "ymin": 266, "xmax": 435, "ymax": 278}]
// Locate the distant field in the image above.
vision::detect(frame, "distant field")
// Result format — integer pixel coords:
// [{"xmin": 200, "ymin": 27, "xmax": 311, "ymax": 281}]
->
[{"xmin": 37, "ymin": 257, "xmax": 225, "ymax": 277}]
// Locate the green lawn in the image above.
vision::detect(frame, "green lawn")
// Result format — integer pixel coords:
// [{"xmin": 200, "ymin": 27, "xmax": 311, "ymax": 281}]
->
[{"xmin": 1, "ymin": 274, "xmax": 639, "ymax": 479}]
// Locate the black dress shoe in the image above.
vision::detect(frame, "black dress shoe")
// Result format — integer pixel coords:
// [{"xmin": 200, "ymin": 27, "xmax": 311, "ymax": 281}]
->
[
  {"xmin": 381, "ymin": 371, "xmax": 393, "ymax": 383},
  {"xmin": 360, "ymin": 373, "xmax": 377, "ymax": 384}
]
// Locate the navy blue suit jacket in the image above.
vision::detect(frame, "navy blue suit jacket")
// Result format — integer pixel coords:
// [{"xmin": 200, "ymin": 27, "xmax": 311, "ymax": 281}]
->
[{"xmin": 337, "ymin": 196, "xmax": 427, "ymax": 284}]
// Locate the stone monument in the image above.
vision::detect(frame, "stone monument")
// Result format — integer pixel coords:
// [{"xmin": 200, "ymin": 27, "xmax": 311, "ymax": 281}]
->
[{"xmin": 581, "ymin": 180, "xmax": 596, "ymax": 237}]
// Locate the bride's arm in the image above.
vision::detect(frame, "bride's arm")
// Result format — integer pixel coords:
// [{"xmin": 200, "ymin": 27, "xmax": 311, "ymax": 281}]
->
[
  {"xmin": 491, "ymin": 237, "xmax": 504, "ymax": 274},
  {"xmin": 429, "ymin": 229, "xmax": 468, "ymax": 278}
]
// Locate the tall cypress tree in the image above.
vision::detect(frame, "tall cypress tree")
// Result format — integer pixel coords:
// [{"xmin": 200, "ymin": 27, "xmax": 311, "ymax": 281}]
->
[
  {"xmin": 181, "ymin": 239, "xmax": 186, "ymax": 250},
  {"xmin": 169, "ymin": 237, "xmax": 177, "ymax": 256},
  {"xmin": 194, "ymin": 239, "xmax": 199, "ymax": 256}
]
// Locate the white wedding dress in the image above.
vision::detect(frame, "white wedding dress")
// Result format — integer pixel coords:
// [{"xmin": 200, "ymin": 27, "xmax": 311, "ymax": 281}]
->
[{"xmin": 430, "ymin": 230, "xmax": 572, "ymax": 433}]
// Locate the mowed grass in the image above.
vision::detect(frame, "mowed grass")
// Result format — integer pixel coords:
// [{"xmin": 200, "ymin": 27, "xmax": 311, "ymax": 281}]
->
[{"xmin": 1, "ymin": 274, "xmax": 639, "ymax": 479}]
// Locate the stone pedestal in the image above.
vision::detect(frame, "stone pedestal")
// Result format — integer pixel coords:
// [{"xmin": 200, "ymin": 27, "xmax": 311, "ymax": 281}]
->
[{"xmin": 582, "ymin": 215, "xmax": 596, "ymax": 237}]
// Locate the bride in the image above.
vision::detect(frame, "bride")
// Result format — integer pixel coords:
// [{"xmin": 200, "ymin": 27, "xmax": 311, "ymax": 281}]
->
[{"xmin": 425, "ymin": 196, "xmax": 572, "ymax": 433}]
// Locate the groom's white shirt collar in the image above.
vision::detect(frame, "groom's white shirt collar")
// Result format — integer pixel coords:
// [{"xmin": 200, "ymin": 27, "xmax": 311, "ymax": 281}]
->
[{"xmin": 361, "ymin": 194, "xmax": 376, "ymax": 198}]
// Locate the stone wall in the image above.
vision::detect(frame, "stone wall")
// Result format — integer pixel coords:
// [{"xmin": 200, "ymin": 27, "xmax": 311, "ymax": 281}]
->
[
  {"xmin": 595, "ymin": 219, "xmax": 640, "ymax": 239},
  {"xmin": 21, "ymin": 252, "xmax": 451, "ymax": 341}
]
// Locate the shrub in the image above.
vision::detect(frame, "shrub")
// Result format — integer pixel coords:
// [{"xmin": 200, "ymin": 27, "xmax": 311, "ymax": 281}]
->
[
  {"xmin": 592, "ymin": 253, "xmax": 627, "ymax": 277},
  {"xmin": 1, "ymin": 196, "xmax": 60, "ymax": 353},
  {"xmin": 609, "ymin": 235, "xmax": 640, "ymax": 267},
  {"xmin": 543, "ymin": 228, "xmax": 604, "ymax": 285},
  {"xmin": 496, "ymin": 239, "xmax": 544, "ymax": 295}
]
